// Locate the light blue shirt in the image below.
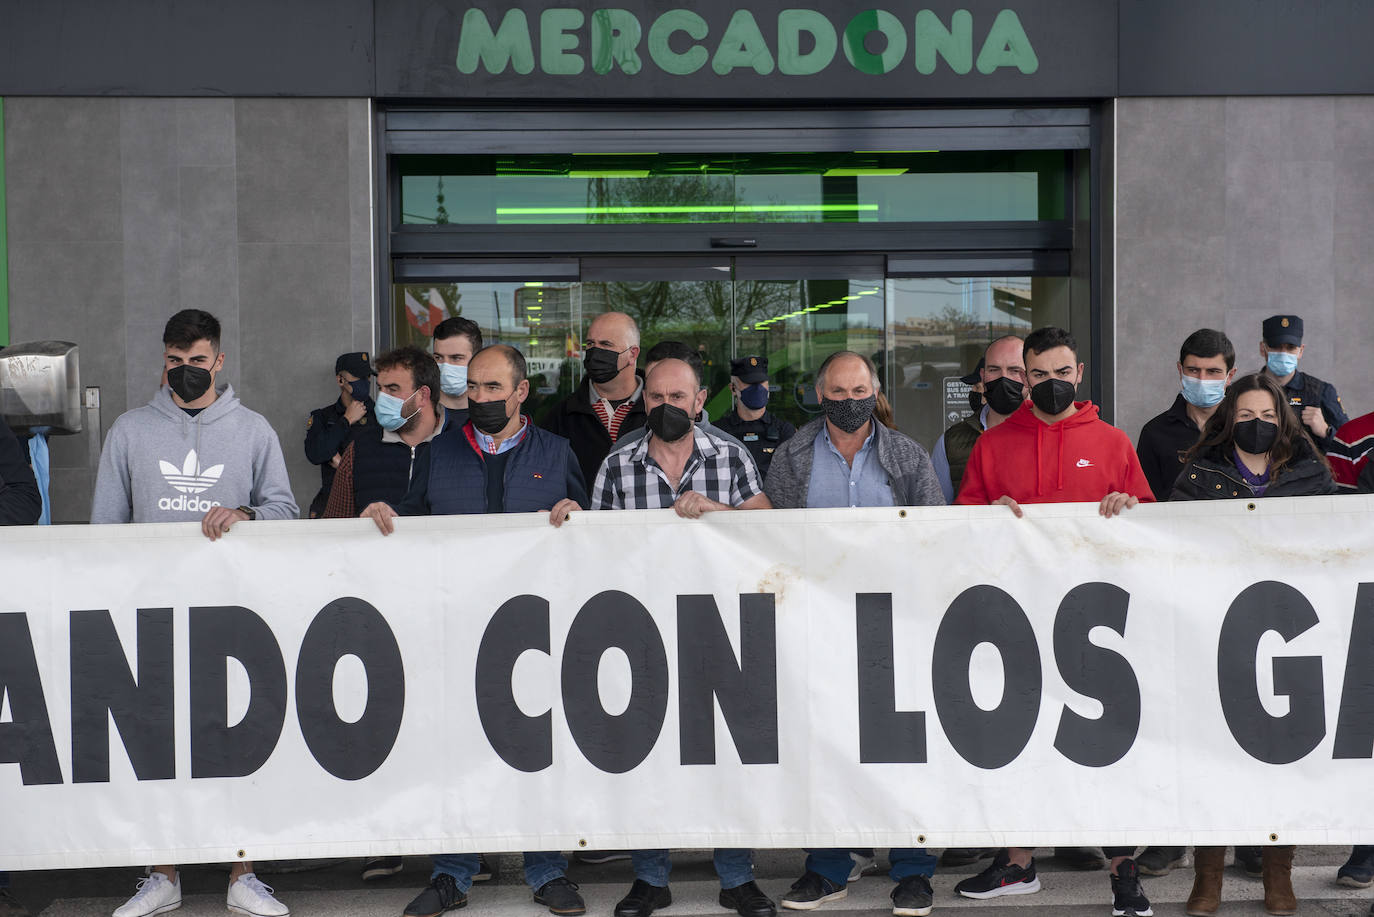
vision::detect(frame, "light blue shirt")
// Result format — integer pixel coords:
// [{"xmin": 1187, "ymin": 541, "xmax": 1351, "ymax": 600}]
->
[
  {"xmin": 932, "ymin": 404, "xmax": 990, "ymax": 503},
  {"xmin": 806, "ymin": 422, "xmax": 895, "ymax": 508}
]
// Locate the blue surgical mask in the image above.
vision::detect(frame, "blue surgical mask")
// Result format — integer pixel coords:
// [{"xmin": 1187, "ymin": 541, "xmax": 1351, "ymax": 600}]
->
[
  {"xmin": 348, "ymin": 378, "xmax": 370, "ymax": 403},
  {"xmin": 438, "ymin": 362, "xmax": 468, "ymax": 397},
  {"xmin": 1266, "ymin": 351, "xmax": 1298, "ymax": 377},
  {"xmin": 375, "ymin": 390, "xmax": 418, "ymax": 432},
  {"xmin": 1180, "ymin": 375, "xmax": 1226, "ymax": 408},
  {"xmin": 738, "ymin": 383, "xmax": 770, "ymax": 410}
]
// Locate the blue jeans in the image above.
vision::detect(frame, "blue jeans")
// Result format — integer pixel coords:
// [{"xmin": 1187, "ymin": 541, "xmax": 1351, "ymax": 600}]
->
[
  {"xmin": 804, "ymin": 849, "xmax": 937, "ymax": 886},
  {"xmin": 632, "ymin": 849, "xmax": 755, "ymax": 889},
  {"xmin": 0, "ymin": 871, "xmax": 8, "ymax": 888},
  {"xmin": 431, "ymin": 852, "xmax": 566, "ymax": 893}
]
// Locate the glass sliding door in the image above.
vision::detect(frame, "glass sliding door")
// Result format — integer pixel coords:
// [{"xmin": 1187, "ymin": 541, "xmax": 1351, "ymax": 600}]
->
[
  {"xmin": 392, "ymin": 263, "xmax": 1081, "ymax": 452},
  {"xmin": 885, "ymin": 276, "xmax": 1072, "ymax": 449}
]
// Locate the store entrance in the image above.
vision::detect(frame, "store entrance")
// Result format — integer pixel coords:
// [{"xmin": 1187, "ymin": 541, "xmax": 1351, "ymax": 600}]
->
[{"xmin": 391, "ymin": 257, "xmax": 1067, "ymax": 454}]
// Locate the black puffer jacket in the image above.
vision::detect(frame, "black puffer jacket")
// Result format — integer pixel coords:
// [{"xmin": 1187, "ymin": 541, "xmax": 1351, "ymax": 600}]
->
[{"xmin": 1171, "ymin": 436, "xmax": 1336, "ymax": 500}]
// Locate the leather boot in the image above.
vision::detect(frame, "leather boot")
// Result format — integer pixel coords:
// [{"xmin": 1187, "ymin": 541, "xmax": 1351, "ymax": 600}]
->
[
  {"xmin": 1186, "ymin": 846, "xmax": 1226, "ymax": 916},
  {"xmin": 1262, "ymin": 846, "xmax": 1297, "ymax": 916}
]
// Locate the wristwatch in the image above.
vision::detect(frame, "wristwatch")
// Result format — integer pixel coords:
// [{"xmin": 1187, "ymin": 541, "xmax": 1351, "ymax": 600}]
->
[{"xmin": 236, "ymin": 505, "xmax": 257, "ymax": 521}]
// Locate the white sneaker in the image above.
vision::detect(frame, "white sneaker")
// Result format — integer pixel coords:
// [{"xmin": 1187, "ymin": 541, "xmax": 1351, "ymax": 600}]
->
[
  {"xmin": 849, "ymin": 853, "xmax": 879, "ymax": 883},
  {"xmin": 226, "ymin": 873, "xmax": 290, "ymax": 917},
  {"xmin": 112, "ymin": 871, "xmax": 182, "ymax": 917}
]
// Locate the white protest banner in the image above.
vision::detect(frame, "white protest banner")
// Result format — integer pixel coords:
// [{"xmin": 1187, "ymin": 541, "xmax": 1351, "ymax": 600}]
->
[{"xmin": 1, "ymin": 497, "xmax": 1373, "ymax": 870}]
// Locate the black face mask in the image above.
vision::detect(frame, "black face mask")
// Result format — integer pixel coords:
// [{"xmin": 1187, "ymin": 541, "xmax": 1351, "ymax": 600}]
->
[
  {"xmin": 1234, "ymin": 418, "xmax": 1279, "ymax": 455},
  {"xmin": 647, "ymin": 403, "xmax": 693, "ymax": 443},
  {"xmin": 469, "ymin": 396, "xmax": 511, "ymax": 435},
  {"xmin": 583, "ymin": 347, "xmax": 625, "ymax": 385},
  {"xmin": 1030, "ymin": 378, "xmax": 1076, "ymax": 416},
  {"xmin": 967, "ymin": 389, "xmax": 984, "ymax": 413},
  {"xmin": 983, "ymin": 375, "xmax": 1026, "ymax": 416},
  {"xmin": 822, "ymin": 395, "xmax": 876, "ymax": 434},
  {"xmin": 167, "ymin": 364, "xmax": 213, "ymax": 403}
]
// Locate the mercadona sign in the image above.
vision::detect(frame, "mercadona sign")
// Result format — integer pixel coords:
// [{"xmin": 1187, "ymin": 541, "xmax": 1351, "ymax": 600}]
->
[{"xmin": 453, "ymin": 7, "xmax": 1040, "ymax": 77}]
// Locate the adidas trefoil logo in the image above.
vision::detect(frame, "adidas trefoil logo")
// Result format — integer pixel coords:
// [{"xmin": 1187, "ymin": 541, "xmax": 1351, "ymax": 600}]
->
[{"xmin": 159, "ymin": 449, "xmax": 224, "ymax": 494}]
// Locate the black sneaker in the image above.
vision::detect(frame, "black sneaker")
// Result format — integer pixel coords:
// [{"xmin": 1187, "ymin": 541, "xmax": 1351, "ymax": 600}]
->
[
  {"xmin": 1135, "ymin": 847, "xmax": 1185, "ymax": 877},
  {"xmin": 1338, "ymin": 845, "xmax": 1374, "ymax": 888},
  {"xmin": 473, "ymin": 855, "xmax": 495, "ymax": 883},
  {"xmin": 780, "ymin": 874, "xmax": 840, "ymax": 912},
  {"xmin": 404, "ymin": 874, "xmax": 467, "ymax": 917},
  {"xmin": 1110, "ymin": 859, "xmax": 1153, "ymax": 917},
  {"xmin": 720, "ymin": 881, "xmax": 776, "ymax": 917},
  {"xmin": 534, "ymin": 878, "xmax": 586, "ymax": 916},
  {"xmin": 780, "ymin": 872, "xmax": 847, "ymax": 910},
  {"xmin": 939, "ymin": 848, "xmax": 995, "ymax": 867},
  {"xmin": 362, "ymin": 856, "xmax": 404, "ymax": 881},
  {"xmin": 1055, "ymin": 847, "xmax": 1106, "ymax": 870},
  {"xmin": 614, "ymin": 880, "xmax": 672, "ymax": 917},
  {"xmin": 890, "ymin": 875, "xmax": 933, "ymax": 917},
  {"xmin": 954, "ymin": 851, "xmax": 1041, "ymax": 899},
  {"xmin": 1234, "ymin": 846, "xmax": 1262, "ymax": 879}
]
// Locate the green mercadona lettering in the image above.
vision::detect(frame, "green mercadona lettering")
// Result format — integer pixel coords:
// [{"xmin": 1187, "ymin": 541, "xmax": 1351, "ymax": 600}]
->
[{"xmin": 456, "ymin": 8, "xmax": 1038, "ymax": 77}]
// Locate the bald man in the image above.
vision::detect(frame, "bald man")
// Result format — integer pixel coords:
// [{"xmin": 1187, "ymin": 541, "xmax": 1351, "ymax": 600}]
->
[
  {"xmin": 365, "ymin": 344, "xmax": 587, "ymax": 526},
  {"xmin": 542, "ymin": 311, "xmax": 646, "ymax": 487},
  {"xmin": 592, "ymin": 357, "xmax": 770, "ymax": 516},
  {"xmin": 930, "ymin": 335, "xmax": 1027, "ymax": 503}
]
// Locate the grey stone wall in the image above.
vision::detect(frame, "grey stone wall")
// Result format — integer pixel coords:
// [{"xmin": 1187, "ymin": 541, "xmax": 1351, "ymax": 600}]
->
[
  {"xmin": 1114, "ymin": 96, "xmax": 1374, "ymax": 448},
  {"xmin": 5, "ymin": 98, "xmax": 374, "ymax": 522}
]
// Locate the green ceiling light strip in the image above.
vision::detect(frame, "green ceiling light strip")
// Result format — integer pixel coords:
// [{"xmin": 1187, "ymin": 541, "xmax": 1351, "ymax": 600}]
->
[
  {"xmin": 822, "ymin": 168, "xmax": 909, "ymax": 176},
  {"xmin": 496, "ymin": 203, "xmax": 879, "ymax": 216},
  {"xmin": 567, "ymin": 170, "xmax": 653, "ymax": 178},
  {"xmin": 0, "ymin": 98, "xmax": 8, "ymax": 348}
]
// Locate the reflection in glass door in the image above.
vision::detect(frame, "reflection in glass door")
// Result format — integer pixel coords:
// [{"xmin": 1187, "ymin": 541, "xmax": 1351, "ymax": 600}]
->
[{"xmin": 391, "ymin": 265, "xmax": 1071, "ymax": 452}]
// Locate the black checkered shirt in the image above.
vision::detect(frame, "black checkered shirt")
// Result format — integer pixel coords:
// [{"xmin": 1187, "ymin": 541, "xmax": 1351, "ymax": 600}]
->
[{"xmin": 592, "ymin": 425, "xmax": 764, "ymax": 510}]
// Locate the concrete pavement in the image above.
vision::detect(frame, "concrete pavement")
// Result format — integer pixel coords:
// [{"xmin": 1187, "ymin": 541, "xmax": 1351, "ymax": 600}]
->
[{"xmin": 8, "ymin": 848, "xmax": 1371, "ymax": 917}]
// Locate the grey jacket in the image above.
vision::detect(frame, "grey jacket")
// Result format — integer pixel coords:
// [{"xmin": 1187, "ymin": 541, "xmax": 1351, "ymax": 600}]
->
[
  {"xmin": 91, "ymin": 384, "xmax": 299, "ymax": 523},
  {"xmin": 764, "ymin": 416, "xmax": 945, "ymax": 508}
]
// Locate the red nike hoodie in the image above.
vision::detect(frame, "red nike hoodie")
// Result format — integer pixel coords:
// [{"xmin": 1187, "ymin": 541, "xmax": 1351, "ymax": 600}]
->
[{"xmin": 955, "ymin": 400, "xmax": 1156, "ymax": 505}]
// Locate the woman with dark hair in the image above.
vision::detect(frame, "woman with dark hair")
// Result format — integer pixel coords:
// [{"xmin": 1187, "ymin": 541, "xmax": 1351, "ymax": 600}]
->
[
  {"xmin": 1172, "ymin": 371, "xmax": 1336, "ymax": 502},
  {"xmin": 1171, "ymin": 372, "xmax": 1334, "ymax": 917}
]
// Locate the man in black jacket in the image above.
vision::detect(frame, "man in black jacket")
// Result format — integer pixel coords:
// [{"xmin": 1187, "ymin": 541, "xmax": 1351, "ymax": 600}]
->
[
  {"xmin": 304, "ymin": 351, "xmax": 379, "ymax": 516},
  {"xmin": 1136, "ymin": 329, "xmax": 1236, "ymax": 505},
  {"xmin": 540, "ymin": 311, "xmax": 645, "ymax": 487}
]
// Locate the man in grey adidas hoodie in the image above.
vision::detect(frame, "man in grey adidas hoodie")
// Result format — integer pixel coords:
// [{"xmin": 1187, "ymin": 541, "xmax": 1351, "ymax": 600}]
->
[
  {"xmin": 90, "ymin": 310, "xmax": 293, "ymax": 917},
  {"xmin": 92, "ymin": 309, "xmax": 297, "ymax": 538}
]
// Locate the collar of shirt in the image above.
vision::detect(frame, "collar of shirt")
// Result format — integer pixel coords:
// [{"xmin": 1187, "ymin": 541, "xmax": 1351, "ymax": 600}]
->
[
  {"xmin": 592, "ymin": 376, "xmax": 643, "ymax": 411},
  {"xmin": 978, "ymin": 402, "xmax": 991, "ymax": 429},
  {"xmin": 381, "ymin": 407, "xmax": 446, "ymax": 445},
  {"xmin": 474, "ymin": 414, "xmax": 530, "ymax": 455},
  {"xmin": 632, "ymin": 424, "xmax": 717, "ymax": 486},
  {"xmin": 820, "ymin": 419, "xmax": 877, "ymax": 459}
]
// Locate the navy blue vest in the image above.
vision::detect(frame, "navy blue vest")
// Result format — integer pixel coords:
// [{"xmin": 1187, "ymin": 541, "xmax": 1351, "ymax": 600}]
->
[{"xmin": 428, "ymin": 422, "xmax": 574, "ymax": 514}]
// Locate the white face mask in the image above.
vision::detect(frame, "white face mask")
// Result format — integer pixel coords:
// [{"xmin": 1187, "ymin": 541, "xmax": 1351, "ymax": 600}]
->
[
  {"xmin": 438, "ymin": 362, "xmax": 468, "ymax": 396},
  {"xmin": 1180, "ymin": 375, "xmax": 1226, "ymax": 408},
  {"xmin": 375, "ymin": 390, "xmax": 419, "ymax": 431}
]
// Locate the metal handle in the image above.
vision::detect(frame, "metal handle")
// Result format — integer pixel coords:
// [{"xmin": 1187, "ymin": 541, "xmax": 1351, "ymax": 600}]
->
[{"xmin": 710, "ymin": 237, "xmax": 758, "ymax": 248}]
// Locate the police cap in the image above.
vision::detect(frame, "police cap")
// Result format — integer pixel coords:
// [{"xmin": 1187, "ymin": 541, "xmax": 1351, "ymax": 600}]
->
[
  {"xmin": 335, "ymin": 351, "xmax": 375, "ymax": 377},
  {"xmin": 1262, "ymin": 315, "xmax": 1303, "ymax": 347},
  {"xmin": 731, "ymin": 355, "xmax": 769, "ymax": 383}
]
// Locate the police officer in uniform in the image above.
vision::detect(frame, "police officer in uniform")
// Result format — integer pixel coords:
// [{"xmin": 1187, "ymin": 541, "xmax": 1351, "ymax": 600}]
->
[
  {"xmin": 304, "ymin": 351, "xmax": 379, "ymax": 517},
  {"xmin": 1259, "ymin": 314, "xmax": 1348, "ymax": 453},
  {"xmin": 714, "ymin": 355, "xmax": 795, "ymax": 480}
]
